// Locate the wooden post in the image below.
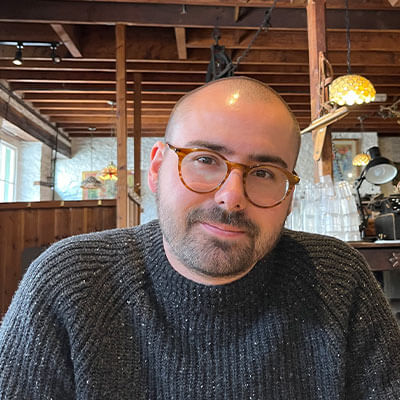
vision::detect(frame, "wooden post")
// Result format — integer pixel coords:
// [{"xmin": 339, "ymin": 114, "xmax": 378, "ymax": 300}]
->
[
  {"xmin": 115, "ymin": 24, "xmax": 128, "ymax": 228},
  {"xmin": 133, "ymin": 72, "xmax": 142, "ymax": 225},
  {"xmin": 306, "ymin": 0, "xmax": 332, "ymax": 180}
]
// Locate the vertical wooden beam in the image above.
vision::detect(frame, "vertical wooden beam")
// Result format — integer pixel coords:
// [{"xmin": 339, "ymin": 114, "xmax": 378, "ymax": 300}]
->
[
  {"xmin": 133, "ymin": 72, "xmax": 142, "ymax": 225},
  {"xmin": 306, "ymin": 0, "xmax": 332, "ymax": 180},
  {"xmin": 115, "ymin": 24, "xmax": 128, "ymax": 228}
]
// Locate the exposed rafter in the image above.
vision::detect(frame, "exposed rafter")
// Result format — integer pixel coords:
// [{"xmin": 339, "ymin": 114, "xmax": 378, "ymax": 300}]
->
[
  {"xmin": 50, "ymin": 24, "xmax": 82, "ymax": 57},
  {"xmin": 0, "ymin": 0, "xmax": 398, "ymax": 137}
]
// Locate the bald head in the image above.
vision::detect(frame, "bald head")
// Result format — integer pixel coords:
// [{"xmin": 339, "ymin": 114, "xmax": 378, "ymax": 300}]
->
[{"xmin": 165, "ymin": 76, "xmax": 301, "ymax": 165}]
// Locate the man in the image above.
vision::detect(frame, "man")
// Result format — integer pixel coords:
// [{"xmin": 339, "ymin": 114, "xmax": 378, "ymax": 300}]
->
[{"xmin": 0, "ymin": 77, "xmax": 399, "ymax": 399}]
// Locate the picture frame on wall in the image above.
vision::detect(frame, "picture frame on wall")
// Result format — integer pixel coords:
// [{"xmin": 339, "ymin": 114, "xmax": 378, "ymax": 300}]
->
[{"xmin": 332, "ymin": 139, "xmax": 360, "ymax": 184}]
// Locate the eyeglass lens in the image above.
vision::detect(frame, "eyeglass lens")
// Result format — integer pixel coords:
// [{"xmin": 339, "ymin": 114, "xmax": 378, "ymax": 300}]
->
[{"xmin": 180, "ymin": 150, "xmax": 290, "ymax": 207}]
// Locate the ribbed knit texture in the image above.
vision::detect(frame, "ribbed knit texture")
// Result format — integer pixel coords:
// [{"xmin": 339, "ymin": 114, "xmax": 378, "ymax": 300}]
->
[{"xmin": 1, "ymin": 220, "xmax": 400, "ymax": 399}]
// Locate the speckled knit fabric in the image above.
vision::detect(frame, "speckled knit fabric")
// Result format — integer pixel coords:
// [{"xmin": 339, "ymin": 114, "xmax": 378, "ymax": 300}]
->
[{"xmin": 1, "ymin": 220, "xmax": 400, "ymax": 399}]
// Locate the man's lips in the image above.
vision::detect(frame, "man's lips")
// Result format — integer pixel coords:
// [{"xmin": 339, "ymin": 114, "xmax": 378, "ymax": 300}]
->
[{"xmin": 199, "ymin": 221, "xmax": 247, "ymax": 238}]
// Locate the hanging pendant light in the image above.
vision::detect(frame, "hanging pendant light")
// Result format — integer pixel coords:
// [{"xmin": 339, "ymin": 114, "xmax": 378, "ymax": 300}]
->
[
  {"xmin": 100, "ymin": 101, "xmax": 118, "ymax": 181},
  {"xmin": 352, "ymin": 153, "xmax": 371, "ymax": 166},
  {"xmin": 99, "ymin": 161, "xmax": 118, "ymax": 181},
  {"xmin": 329, "ymin": 0, "xmax": 376, "ymax": 106},
  {"xmin": 352, "ymin": 116, "xmax": 371, "ymax": 167},
  {"xmin": 80, "ymin": 175, "xmax": 103, "ymax": 189},
  {"xmin": 81, "ymin": 128, "xmax": 103, "ymax": 189}
]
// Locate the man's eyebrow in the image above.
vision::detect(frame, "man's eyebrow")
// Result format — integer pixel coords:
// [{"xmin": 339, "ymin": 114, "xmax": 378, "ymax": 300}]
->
[
  {"xmin": 248, "ymin": 154, "xmax": 288, "ymax": 169},
  {"xmin": 184, "ymin": 140, "xmax": 288, "ymax": 169},
  {"xmin": 184, "ymin": 140, "xmax": 233, "ymax": 154}
]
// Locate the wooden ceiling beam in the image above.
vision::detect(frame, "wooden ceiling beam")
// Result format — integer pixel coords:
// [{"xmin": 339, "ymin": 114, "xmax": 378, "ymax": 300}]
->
[
  {"xmin": 34, "ymin": 102, "xmax": 175, "ymax": 110},
  {"xmin": 2, "ymin": 70, "xmax": 207, "ymax": 82},
  {"xmin": 186, "ymin": 29, "xmax": 400, "ymax": 52},
  {"xmin": 68, "ymin": 130, "xmax": 166, "ymax": 138},
  {"xmin": 3, "ymin": 24, "xmax": 400, "ymax": 60},
  {"xmin": 50, "ymin": 24, "xmax": 83, "ymax": 57},
  {"xmin": 40, "ymin": 109, "xmax": 171, "ymax": 116},
  {"xmin": 5, "ymin": 69, "xmax": 400, "ymax": 86},
  {"xmin": 1, "ymin": 1, "xmax": 400, "ymax": 30},
  {"xmin": 2, "ymin": 59, "xmax": 400, "ymax": 77},
  {"xmin": 52, "ymin": 115, "xmax": 169, "ymax": 123},
  {"xmin": 0, "ymin": 22, "xmax": 59, "ymax": 41},
  {"xmin": 75, "ymin": 0, "xmax": 394, "ymax": 10},
  {"xmin": 24, "ymin": 92, "xmax": 313, "ymax": 102},
  {"xmin": 2, "ymin": 44, "xmax": 400, "ymax": 66},
  {"xmin": 10, "ymin": 84, "xmax": 199, "ymax": 93},
  {"xmin": 0, "ymin": 86, "xmax": 71, "ymax": 157},
  {"xmin": 174, "ymin": 27, "xmax": 187, "ymax": 60}
]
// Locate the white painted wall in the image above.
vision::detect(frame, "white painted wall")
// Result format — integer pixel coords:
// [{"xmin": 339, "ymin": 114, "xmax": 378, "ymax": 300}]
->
[
  {"xmin": 8, "ymin": 128, "xmax": 399, "ymax": 223},
  {"xmin": 54, "ymin": 137, "xmax": 162, "ymax": 224},
  {"xmin": 17, "ymin": 142, "xmax": 41, "ymax": 201}
]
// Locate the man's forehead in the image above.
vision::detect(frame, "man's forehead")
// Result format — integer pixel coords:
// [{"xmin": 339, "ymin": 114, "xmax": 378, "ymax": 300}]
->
[
  {"xmin": 173, "ymin": 89, "xmax": 287, "ymax": 131},
  {"xmin": 165, "ymin": 77, "xmax": 301, "ymax": 167},
  {"xmin": 182, "ymin": 80, "xmax": 278, "ymax": 107}
]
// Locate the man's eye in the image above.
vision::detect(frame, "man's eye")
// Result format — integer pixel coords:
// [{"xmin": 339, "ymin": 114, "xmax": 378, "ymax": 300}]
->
[
  {"xmin": 251, "ymin": 168, "xmax": 274, "ymax": 179},
  {"xmin": 195, "ymin": 155, "xmax": 217, "ymax": 165}
]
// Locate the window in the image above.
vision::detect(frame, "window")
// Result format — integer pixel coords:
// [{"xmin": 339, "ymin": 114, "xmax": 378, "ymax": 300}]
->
[{"xmin": 0, "ymin": 141, "xmax": 17, "ymax": 202}]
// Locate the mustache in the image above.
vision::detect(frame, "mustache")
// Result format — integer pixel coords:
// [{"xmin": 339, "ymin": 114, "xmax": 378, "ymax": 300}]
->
[{"xmin": 186, "ymin": 206, "xmax": 260, "ymax": 237}]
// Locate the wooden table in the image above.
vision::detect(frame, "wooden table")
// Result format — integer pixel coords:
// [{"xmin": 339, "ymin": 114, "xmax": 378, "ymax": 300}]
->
[{"xmin": 349, "ymin": 241, "xmax": 400, "ymax": 271}]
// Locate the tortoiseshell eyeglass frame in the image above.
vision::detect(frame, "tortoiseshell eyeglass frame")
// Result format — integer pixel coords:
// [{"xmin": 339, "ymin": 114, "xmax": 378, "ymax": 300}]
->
[{"xmin": 166, "ymin": 143, "xmax": 300, "ymax": 209}]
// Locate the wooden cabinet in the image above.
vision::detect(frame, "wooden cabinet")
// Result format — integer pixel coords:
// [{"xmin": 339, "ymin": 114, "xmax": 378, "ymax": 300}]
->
[{"xmin": 349, "ymin": 242, "xmax": 400, "ymax": 271}]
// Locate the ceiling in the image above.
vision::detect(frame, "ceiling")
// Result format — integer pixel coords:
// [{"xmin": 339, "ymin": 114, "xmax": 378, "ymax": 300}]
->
[{"xmin": 1, "ymin": 0, "xmax": 400, "ymax": 151}]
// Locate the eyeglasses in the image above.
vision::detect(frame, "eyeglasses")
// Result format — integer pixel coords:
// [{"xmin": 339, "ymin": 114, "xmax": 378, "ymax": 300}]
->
[{"xmin": 167, "ymin": 143, "xmax": 300, "ymax": 208}]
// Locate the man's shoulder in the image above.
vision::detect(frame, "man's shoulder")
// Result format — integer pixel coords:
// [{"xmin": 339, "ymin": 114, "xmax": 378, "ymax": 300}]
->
[
  {"xmin": 26, "ymin": 219, "xmax": 162, "ymax": 284},
  {"xmin": 281, "ymin": 229, "xmax": 363, "ymax": 259},
  {"xmin": 18, "ymin": 220, "xmax": 163, "ymax": 312},
  {"xmin": 277, "ymin": 229, "xmax": 370, "ymax": 279},
  {"xmin": 43, "ymin": 219, "xmax": 160, "ymax": 259}
]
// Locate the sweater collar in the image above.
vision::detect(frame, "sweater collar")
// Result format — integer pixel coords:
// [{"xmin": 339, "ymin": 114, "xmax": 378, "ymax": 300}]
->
[{"xmin": 139, "ymin": 220, "xmax": 277, "ymax": 312}]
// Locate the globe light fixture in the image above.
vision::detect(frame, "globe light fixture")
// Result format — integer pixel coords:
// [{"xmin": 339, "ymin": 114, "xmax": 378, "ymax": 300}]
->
[{"xmin": 352, "ymin": 152, "xmax": 371, "ymax": 167}]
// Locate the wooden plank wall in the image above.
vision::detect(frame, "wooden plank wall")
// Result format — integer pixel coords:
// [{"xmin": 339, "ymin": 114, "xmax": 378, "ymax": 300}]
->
[{"xmin": 0, "ymin": 200, "xmax": 117, "ymax": 318}]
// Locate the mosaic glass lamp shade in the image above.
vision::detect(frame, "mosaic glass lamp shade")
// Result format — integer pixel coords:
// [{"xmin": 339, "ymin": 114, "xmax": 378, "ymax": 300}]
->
[
  {"xmin": 99, "ymin": 161, "xmax": 118, "ymax": 181},
  {"xmin": 329, "ymin": 75, "xmax": 376, "ymax": 106}
]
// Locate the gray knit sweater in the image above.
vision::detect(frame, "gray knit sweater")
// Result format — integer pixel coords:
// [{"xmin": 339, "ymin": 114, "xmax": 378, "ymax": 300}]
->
[{"xmin": 1, "ymin": 220, "xmax": 400, "ymax": 399}]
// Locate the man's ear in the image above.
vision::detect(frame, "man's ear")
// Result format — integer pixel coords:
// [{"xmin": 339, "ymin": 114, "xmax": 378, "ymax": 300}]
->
[
  {"xmin": 148, "ymin": 141, "xmax": 166, "ymax": 193},
  {"xmin": 286, "ymin": 190, "xmax": 295, "ymax": 216}
]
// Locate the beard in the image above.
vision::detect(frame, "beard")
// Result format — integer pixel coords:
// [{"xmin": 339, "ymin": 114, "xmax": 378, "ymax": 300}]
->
[{"xmin": 157, "ymin": 191, "xmax": 284, "ymax": 279}]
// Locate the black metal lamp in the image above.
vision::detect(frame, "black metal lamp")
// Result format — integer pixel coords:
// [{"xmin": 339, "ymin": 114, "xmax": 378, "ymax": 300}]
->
[{"xmin": 355, "ymin": 146, "xmax": 398, "ymax": 238}]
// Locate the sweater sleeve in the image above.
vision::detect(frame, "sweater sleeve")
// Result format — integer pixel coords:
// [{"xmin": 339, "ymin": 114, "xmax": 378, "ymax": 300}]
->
[
  {"xmin": 344, "ymin": 261, "xmax": 400, "ymax": 399},
  {"xmin": 0, "ymin": 249, "xmax": 76, "ymax": 399}
]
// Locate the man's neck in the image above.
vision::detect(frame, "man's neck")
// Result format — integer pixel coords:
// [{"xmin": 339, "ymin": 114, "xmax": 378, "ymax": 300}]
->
[{"xmin": 162, "ymin": 237, "xmax": 255, "ymax": 286}]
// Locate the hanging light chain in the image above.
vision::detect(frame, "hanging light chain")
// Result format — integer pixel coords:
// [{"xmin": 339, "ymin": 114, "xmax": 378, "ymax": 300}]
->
[
  {"xmin": 234, "ymin": 0, "xmax": 278, "ymax": 72},
  {"xmin": 345, "ymin": 0, "xmax": 352, "ymax": 74}
]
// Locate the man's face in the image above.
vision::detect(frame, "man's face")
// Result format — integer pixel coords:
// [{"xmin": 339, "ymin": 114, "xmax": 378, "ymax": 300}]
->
[{"xmin": 148, "ymin": 85, "xmax": 298, "ymax": 285}]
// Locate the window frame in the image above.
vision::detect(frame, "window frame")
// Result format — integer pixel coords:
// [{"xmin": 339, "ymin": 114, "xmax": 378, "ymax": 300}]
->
[{"xmin": 0, "ymin": 140, "xmax": 17, "ymax": 202}]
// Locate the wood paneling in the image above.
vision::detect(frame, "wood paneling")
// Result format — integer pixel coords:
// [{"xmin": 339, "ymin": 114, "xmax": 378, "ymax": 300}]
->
[{"xmin": 0, "ymin": 200, "xmax": 117, "ymax": 318}]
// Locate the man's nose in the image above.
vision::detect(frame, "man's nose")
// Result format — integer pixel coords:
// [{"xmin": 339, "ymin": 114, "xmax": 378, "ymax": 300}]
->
[{"xmin": 213, "ymin": 169, "xmax": 247, "ymax": 211}]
